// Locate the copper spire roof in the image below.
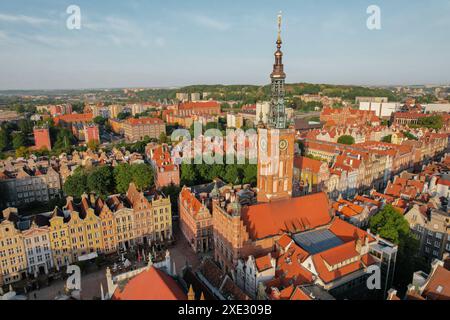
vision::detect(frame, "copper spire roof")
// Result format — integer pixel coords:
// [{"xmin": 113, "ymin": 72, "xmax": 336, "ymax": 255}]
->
[{"xmin": 271, "ymin": 12, "xmax": 286, "ymax": 79}]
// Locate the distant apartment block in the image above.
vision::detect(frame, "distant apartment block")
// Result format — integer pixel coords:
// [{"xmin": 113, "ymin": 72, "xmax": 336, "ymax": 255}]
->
[
  {"xmin": 53, "ymin": 113, "xmax": 94, "ymax": 127},
  {"xmin": 355, "ymin": 97, "xmax": 389, "ymax": 104},
  {"xmin": 122, "ymin": 117, "xmax": 165, "ymax": 141},
  {"xmin": 176, "ymin": 101, "xmax": 221, "ymax": 116},
  {"xmin": 191, "ymin": 93, "xmax": 201, "ymax": 102},
  {"xmin": 359, "ymin": 102, "xmax": 401, "ymax": 119},
  {"xmin": 36, "ymin": 104, "xmax": 72, "ymax": 117},
  {"xmin": 0, "ymin": 110, "xmax": 23, "ymax": 123},
  {"xmin": 176, "ymin": 92, "xmax": 190, "ymax": 102}
]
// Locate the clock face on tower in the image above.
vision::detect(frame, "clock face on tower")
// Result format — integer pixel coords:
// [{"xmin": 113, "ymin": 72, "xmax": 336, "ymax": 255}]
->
[{"xmin": 279, "ymin": 139, "xmax": 288, "ymax": 151}]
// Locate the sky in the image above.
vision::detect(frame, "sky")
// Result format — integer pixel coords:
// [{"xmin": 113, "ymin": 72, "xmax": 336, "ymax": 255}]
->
[{"xmin": 0, "ymin": 0, "xmax": 449, "ymax": 90}]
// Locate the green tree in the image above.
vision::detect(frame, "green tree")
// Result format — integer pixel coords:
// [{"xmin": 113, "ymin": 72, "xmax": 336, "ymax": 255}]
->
[
  {"xmin": 86, "ymin": 166, "xmax": 114, "ymax": 198},
  {"xmin": 402, "ymin": 131, "xmax": 418, "ymax": 141},
  {"xmin": 15, "ymin": 146, "xmax": 30, "ymax": 158},
  {"xmin": 181, "ymin": 163, "xmax": 198, "ymax": 186},
  {"xmin": 87, "ymin": 140, "xmax": 100, "ymax": 151},
  {"xmin": 63, "ymin": 172, "xmax": 88, "ymax": 198},
  {"xmin": 206, "ymin": 164, "xmax": 225, "ymax": 182},
  {"xmin": 242, "ymin": 164, "xmax": 257, "ymax": 185},
  {"xmin": 369, "ymin": 204, "xmax": 427, "ymax": 293},
  {"xmin": 0, "ymin": 129, "xmax": 8, "ymax": 151},
  {"xmin": 93, "ymin": 116, "xmax": 107, "ymax": 126},
  {"xmin": 53, "ymin": 128, "xmax": 75, "ymax": 154},
  {"xmin": 114, "ymin": 163, "xmax": 133, "ymax": 194},
  {"xmin": 12, "ymin": 132, "xmax": 26, "ymax": 149},
  {"xmin": 131, "ymin": 164, "xmax": 154, "ymax": 191},
  {"xmin": 337, "ymin": 135, "xmax": 355, "ymax": 145},
  {"xmin": 18, "ymin": 119, "xmax": 33, "ymax": 135},
  {"xmin": 381, "ymin": 135, "xmax": 392, "ymax": 143},
  {"xmin": 224, "ymin": 165, "xmax": 240, "ymax": 184},
  {"xmin": 159, "ymin": 132, "xmax": 168, "ymax": 144},
  {"xmin": 369, "ymin": 205, "xmax": 409, "ymax": 244},
  {"xmin": 117, "ymin": 111, "xmax": 131, "ymax": 120}
]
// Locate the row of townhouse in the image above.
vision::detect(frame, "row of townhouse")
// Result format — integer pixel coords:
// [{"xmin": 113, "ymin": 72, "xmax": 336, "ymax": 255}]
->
[
  {"xmin": 302, "ymin": 135, "xmax": 448, "ymax": 200},
  {"xmin": 354, "ymin": 156, "xmax": 450, "ymax": 263},
  {"xmin": 0, "ymin": 183, "xmax": 172, "ymax": 287}
]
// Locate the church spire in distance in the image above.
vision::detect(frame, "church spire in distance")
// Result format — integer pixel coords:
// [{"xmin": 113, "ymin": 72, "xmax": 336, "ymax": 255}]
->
[{"xmin": 269, "ymin": 11, "xmax": 287, "ymax": 129}]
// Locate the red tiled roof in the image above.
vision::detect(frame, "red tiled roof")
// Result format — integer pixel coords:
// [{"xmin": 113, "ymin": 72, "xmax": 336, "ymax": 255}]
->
[
  {"xmin": 277, "ymin": 234, "xmax": 293, "ymax": 250},
  {"xmin": 423, "ymin": 266, "xmax": 450, "ymax": 300},
  {"xmin": 276, "ymin": 242, "xmax": 313, "ymax": 285},
  {"xmin": 54, "ymin": 113, "xmax": 93, "ymax": 125},
  {"xmin": 255, "ymin": 255, "xmax": 273, "ymax": 272},
  {"xmin": 312, "ymin": 254, "xmax": 364, "ymax": 284},
  {"xmin": 294, "ymin": 156, "xmax": 325, "ymax": 174},
  {"xmin": 180, "ymin": 188, "xmax": 203, "ymax": 217},
  {"xmin": 241, "ymin": 193, "xmax": 332, "ymax": 240},
  {"xmin": 320, "ymin": 241, "xmax": 359, "ymax": 266},
  {"xmin": 328, "ymin": 218, "xmax": 375, "ymax": 243},
  {"xmin": 112, "ymin": 267, "xmax": 187, "ymax": 300},
  {"xmin": 332, "ymin": 199, "xmax": 364, "ymax": 218}
]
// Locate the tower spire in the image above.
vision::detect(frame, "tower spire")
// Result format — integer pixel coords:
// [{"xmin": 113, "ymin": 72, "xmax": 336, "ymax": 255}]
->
[
  {"xmin": 269, "ymin": 12, "xmax": 287, "ymax": 129},
  {"xmin": 277, "ymin": 11, "xmax": 282, "ymax": 42}
]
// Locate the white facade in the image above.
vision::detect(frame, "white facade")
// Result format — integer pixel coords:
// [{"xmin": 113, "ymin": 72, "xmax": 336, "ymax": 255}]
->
[
  {"xmin": 424, "ymin": 104, "xmax": 450, "ymax": 113},
  {"xmin": 191, "ymin": 93, "xmax": 201, "ymax": 102},
  {"xmin": 235, "ymin": 254, "xmax": 276, "ymax": 299},
  {"xmin": 22, "ymin": 225, "xmax": 53, "ymax": 276},
  {"xmin": 359, "ymin": 102, "xmax": 401, "ymax": 118}
]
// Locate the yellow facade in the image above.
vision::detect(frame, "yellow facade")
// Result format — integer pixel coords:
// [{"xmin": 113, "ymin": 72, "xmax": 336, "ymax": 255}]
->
[
  {"xmin": 0, "ymin": 189, "xmax": 174, "ymax": 285},
  {"xmin": 114, "ymin": 208, "xmax": 135, "ymax": 249},
  {"xmin": 152, "ymin": 197, "xmax": 172, "ymax": 241},
  {"xmin": 99, "ymin": 205, "xmax": 117, "ymax": 254},
  {"xmin": 0, "ymin": 219, "xmax": 27, "ymax": 285},
  {"xmin": 83, "ymin": 208, "xmax": 104, "ymax": 254},
  {"xmin": 49, "ymin": 215, "xmax": 72, "ymax": 268},
  {"xmin": 67, "ymin": 211, "xmax": 88, "ymax": 261}
]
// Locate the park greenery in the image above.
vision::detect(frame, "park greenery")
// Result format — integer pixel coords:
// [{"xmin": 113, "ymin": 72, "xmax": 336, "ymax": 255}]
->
[
  {"xmin": 369, "ymin": 205, "xmax": 428, "ymax": 294},
  {"xmin": 381, "ymin": 135, "xmax": 392, "ymax": 143},
  {"xmin": 180, "ymin": 163, "xmax": 257, "ymax": 187},
  {"xmin": 402, "ymin": 131, "xmax": 418, "ymax": 141},
  {"xmin": 411, "ymin": 115, "xmax": 444, "ymax": 130},
  {"xmin": 63, "ymin": 163, "xmax": 154, "ymax": 199},
  {"xmin": 337, "ymin": 135, "xmax": 355, "ymax": 145}
]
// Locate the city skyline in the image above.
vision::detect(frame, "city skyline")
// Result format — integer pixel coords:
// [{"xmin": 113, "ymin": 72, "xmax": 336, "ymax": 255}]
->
[{"xmin": 1, "ymin": 0, "xmax": 450, "ymax": 90}]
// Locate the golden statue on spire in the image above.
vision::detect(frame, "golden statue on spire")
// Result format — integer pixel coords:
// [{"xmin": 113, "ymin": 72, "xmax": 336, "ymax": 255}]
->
[{"xmin": 277, "ymin": 11, "xmax": 282, "ymax": 41}]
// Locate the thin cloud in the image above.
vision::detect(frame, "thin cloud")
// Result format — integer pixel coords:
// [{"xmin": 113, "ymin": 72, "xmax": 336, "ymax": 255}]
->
[
  {"xmin": 84, "ymin": 15, "xmax": 164, "ymax": 48},
  {"xmin": 190, "ymin": 14, "xmax": 231, "ymax": 31},
  {"xmin": 0, "ymin": 13, "xmax": 53, "ymax": 26}
]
